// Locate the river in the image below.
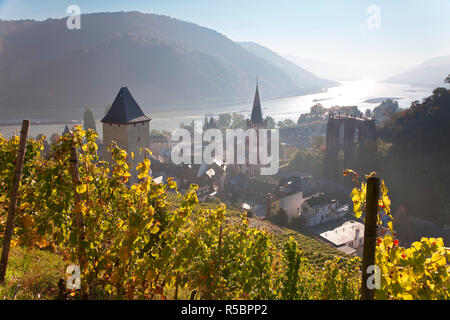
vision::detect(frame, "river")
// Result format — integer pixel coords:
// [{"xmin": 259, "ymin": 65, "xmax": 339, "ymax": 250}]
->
[{"xmin": 0, "ymin": 79, "xmax": 433, "ymax": 139}]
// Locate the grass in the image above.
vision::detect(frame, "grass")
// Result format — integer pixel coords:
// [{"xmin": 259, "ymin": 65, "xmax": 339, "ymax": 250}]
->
[{"xmin": 0, "ymin": 247, "xmax": 65, "ymax": 300}]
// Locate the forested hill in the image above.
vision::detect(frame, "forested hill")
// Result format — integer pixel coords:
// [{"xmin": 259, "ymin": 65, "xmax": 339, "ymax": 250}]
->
[
  {"xmin": 379, "ymin": 81, "xmax": 450, "ymax": 226},
  {"xmin": 0, "ymin": 11, "xmax": 334, "ymax": 120}
]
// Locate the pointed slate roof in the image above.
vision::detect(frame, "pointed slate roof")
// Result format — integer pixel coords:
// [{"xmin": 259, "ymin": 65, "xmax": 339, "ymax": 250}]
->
[
  {"xmin": 208, "ymin": 116, "xmax": 217, "ymax": 129},
  {"xmin": 101, "ymin": 87, "xmax": 150, "ymax": 124},
  {"xmin": 62, "ymin": 125, "xmax": 70, "ymax": 136},
  {"xmin": 250, "ymin": 84, "xmax": 264, "ymax": 124}
]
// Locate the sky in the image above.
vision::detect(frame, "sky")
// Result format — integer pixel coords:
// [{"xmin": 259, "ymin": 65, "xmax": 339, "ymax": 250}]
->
[{"xmin": 1, "ymin": 0, "xmax": 449, "ymax": 75}]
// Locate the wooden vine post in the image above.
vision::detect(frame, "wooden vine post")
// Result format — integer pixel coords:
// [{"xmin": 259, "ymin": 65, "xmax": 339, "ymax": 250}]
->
[
  {"xmin": 0, "ymin": 120, "xmax": 30, "ymax": 283},
  {"xmin": 69, "ymin": 146, "xmax": 89, "ymax": 299},
  {"xmin": 361, "ymin": 176, "xmax": 380, "ymax": 300}
]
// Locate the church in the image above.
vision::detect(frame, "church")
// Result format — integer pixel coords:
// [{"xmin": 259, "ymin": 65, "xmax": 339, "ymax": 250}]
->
[
  {"xmin": 101, "ymin": 87, "xmax": 151, "ymax": 184},
  {"xmin": 233, "ymin": 82, "xmax": 268, "ymax": 177}
]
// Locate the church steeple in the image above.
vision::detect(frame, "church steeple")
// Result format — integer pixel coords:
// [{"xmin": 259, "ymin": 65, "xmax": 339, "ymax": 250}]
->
[
  {"xmin": 203, "ymin": 115, "xmax": 217, "ymax": 131},
  {"xmin": 62, "ymin": 124, "xmax": 70, "ymax": 136},
  {"xmin": 209, "ymin": 116, "xmax": 217, "ymax": 129},
  {"xmin": 250, "ymin": 82, "xmax": 264, "ymax": 124},
  {"xmin": 241, "ymin": 80, "xmax": 267, "ymax": 177}
]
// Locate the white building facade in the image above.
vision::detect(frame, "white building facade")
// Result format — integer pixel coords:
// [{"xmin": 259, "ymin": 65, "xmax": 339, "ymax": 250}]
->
[{"xmin": 300, "ymin": 193, "xmax": 348, "ymax": 227}]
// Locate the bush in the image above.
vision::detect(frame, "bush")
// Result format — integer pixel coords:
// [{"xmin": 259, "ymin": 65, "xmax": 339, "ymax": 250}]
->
[{"xmin": 271, "ymin": 208, "xmax": 288, "ymax": 227}]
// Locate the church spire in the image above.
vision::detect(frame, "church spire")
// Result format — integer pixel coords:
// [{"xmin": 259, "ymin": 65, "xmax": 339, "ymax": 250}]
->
[{"xmin": 250, "ymin": 82, "xmax": 263, "ymax": 124}]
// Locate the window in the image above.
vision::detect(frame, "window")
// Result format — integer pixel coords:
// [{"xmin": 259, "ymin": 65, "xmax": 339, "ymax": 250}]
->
[{"xmin": 138, "ymin": 137, "xmax": 141, "ymax": 142}]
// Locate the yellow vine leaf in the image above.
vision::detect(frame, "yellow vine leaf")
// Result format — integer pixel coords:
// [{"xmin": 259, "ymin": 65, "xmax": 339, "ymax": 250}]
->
[{"xmin": 76, "ymin": 184, "xmax": 87, "ymax": 194}]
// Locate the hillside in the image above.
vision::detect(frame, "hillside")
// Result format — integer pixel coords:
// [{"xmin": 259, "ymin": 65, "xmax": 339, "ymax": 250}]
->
[
  {"xmin": 252, "ymin": 220, "xmax": 351, "ymax": 267},
  {"xmin": 284, "ymin": 55, "xmax": 362, "ymax": 81},
  {"xmin": 378, "ymin": 85, "xmax": 450, "ymax": 228},
  {"xmin": 384, "ymin": 55, "xmax": 450, "ymax": 87},
  {"xmin": 0, "ymin": 219, "xmax": 350, "ymax": 299},
  {"xmin": 182, "ymin": 198, "xmax": 351, "ymax": 268},
  {"xmin": 0, "ymin": 11, "xmax": 335, "ymax": 121},
  {"xmin": 237, "ymin": 42, "xmax": 338, "ymax": 90}
]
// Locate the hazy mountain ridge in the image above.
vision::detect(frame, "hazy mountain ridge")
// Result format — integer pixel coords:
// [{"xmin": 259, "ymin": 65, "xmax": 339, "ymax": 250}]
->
[
  {"xmin": 237, "ymin": 41, "xmax": 338, "ymax": 90},
  {"xmin": 384, "ymin": 55, "xmax": 450, "ymax": 87},
  {"xmin": 283, "ymin": 55, "xmax": 360, "ymax": 81},
  {"xmin": 0, "ymin": 11, "xmax": 335, "ymax": 120}
]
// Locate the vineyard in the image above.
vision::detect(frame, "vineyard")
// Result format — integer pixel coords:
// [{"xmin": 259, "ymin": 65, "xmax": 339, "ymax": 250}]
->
[{"xmin": 0, "ymin": 126, "xmax": 449, "ymax": 300}]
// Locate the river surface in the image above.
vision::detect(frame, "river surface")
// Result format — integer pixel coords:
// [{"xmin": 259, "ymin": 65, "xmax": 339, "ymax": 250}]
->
[{"xmin": 0, "ymin": 79, "xmax": 433, "ymax": 139}]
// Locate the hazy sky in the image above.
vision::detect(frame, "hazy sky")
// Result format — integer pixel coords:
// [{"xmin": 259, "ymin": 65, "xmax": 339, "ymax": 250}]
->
[{"xmin": 1, "ymin": 0, "xmax": 449, "ymax": 74}]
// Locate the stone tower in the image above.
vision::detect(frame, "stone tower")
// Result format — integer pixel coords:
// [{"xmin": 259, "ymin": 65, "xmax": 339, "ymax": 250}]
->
[
  {"xmin": 101, "ymin": 87, "xmax": 151, "ymax": 184},
  {"xmin": 324, "ymin": 113, "xmax": 376, "ymax": 181}
]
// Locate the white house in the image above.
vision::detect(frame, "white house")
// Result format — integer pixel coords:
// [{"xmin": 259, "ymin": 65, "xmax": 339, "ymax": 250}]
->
[
  {"xmin": 319, "ymin": 220, "xmax": 365, "ymax": 256},
  {"xmin": 268, "ymin": 176, "xmax": 319, "ymax": 223},
  {"xmin": 299, "ymin": 193, "xmax": 348, "ymax": 227},
  {"xmin": 269, "ymin": 191, "xmax": 311, "ymax": 223}
]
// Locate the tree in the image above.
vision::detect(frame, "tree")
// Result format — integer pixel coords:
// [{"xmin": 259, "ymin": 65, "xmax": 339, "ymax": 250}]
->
[
  {"xmin": 265, "ymin": 116, "xmax": 276, "ymax": 129},
  {"xmin": 277, "ymin": 119, "xmax": 296, "ymax": 129},
  {"xmin": 311, "ymin": 135, "xmax": 325, "ymax": 150},
  {"xmin": 217, "ymin": 113, "xmax": 232, "ymax": 129},
  {"xmin": 445, "ymin": 74, "xmax": 450, "ymax": 85},
  {"xmin": 271, "ymin": 208, "xmax": 288, "ymax": 227},
  {"xmin": 309, "ymin": 104, "xmax": 326, "ymax": 117},
  {"xmin": 231, "ymin": 113, "xmax": 246, "ymax": 129},
  {"xmin": 288, "ymin": 149, "xmax": 324, "ymax": 178},
  {"xmin": 379, "ymin": 85, "xmax": 450, "ymax": 224},
  {"xmin": 50, "ymin": 133, "xmax": 60, "ymax": 144},
  {"xmin": 372, "ymin": 99, "xmax": 399, "ymax": 124},
  {"xmin": 83, "ymin": 107, "xmax": 97, "ymax": 132}
]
